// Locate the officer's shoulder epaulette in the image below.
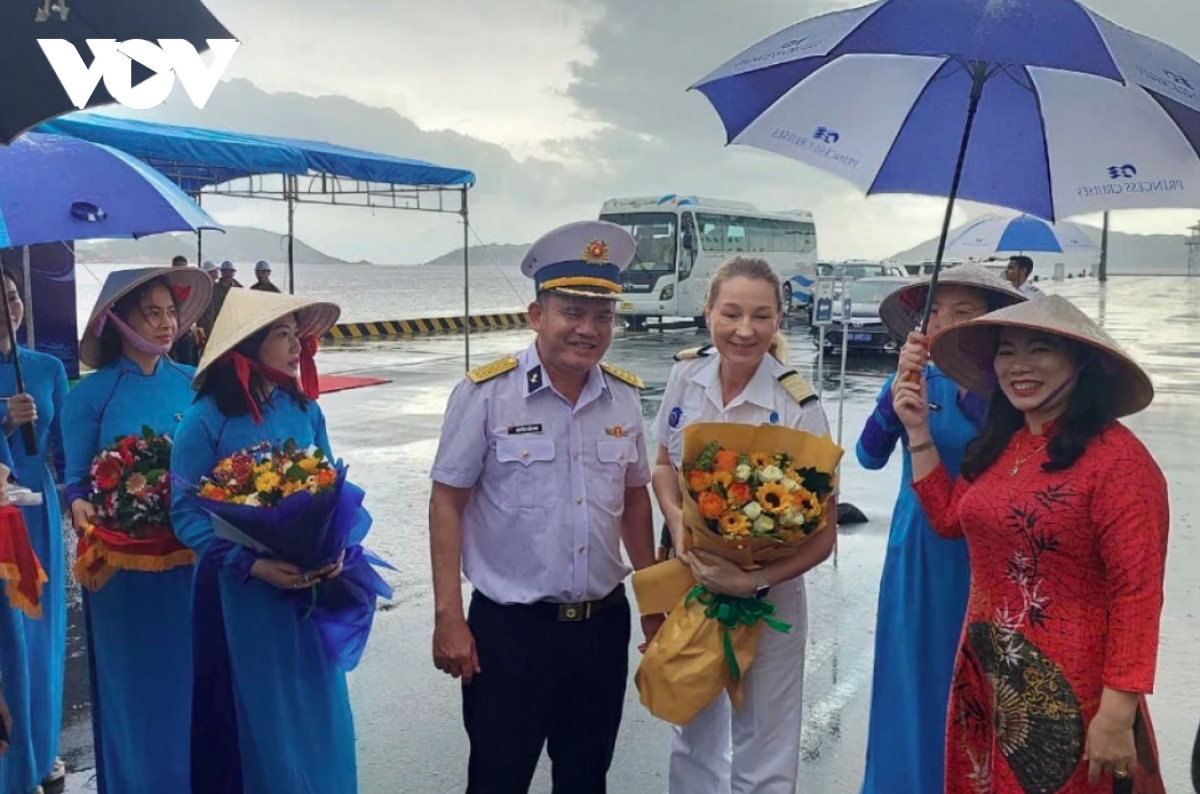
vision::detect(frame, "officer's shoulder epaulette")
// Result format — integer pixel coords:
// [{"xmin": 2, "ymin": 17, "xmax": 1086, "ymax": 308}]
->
[
  {"xmin": 777, "ymin": 370, "xmax": 819, "ymax": 406},
  {"xmin": 673, "ymin": 344, "xmax": 715, "ymax": 362},
  {"xmin": 601, "ymin": 361, "xmax": 644, "ymax": 390},
  {"xmin": 466, "ymin": 355, "xmax": 519, "ymax": 384}
]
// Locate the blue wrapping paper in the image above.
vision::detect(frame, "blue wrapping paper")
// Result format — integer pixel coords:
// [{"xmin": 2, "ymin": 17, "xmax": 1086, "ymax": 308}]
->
[{"xmin": 191, "ymin": 463, "xmax": 394, "ymax": 670}]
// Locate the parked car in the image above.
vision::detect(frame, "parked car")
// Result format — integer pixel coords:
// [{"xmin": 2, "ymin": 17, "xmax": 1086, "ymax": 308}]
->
[{"xmin": 811, "ymin": 276, "xmax": 913, "ymax": 356}]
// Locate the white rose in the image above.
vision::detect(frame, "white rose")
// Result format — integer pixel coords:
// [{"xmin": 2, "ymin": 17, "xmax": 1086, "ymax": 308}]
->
[
  {"xmin": 760, "ymin": 465, "xmax": 784, "ymax": 482},
  {"xmin": 780, "ymin": 508, "xmax": 803, "ymax": 527},
  {"xmin": 244, "ymin": 492, "xmax": 261, "ymax": 507},
  {"xmin": 742, "ymin": 501, "xmax": 763, "ymax": 520},
  {"xmin": 753, "ymin": 515, "xmax": 775, "ymax": 534},
  {"xmin": 734, "ymin": 464, "xmax": 752, "ymax": 483},
  {"xmin": 782, "ymin": 477, "xmax": 800, "ymax": 492}
]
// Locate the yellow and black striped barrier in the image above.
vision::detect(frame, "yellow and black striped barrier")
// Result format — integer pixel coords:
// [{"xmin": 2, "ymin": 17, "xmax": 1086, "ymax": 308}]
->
[{"xmin": 324, "ymin": 312, "xmax": 530, "ymax": 340}]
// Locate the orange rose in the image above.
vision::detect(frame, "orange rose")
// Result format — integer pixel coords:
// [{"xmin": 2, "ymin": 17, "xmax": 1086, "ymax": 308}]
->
[
  {"xmin": 726, "ymin": 482, "xmax": 752, "ymax": 507},
  {"xmin": 697, "ymin": 491, "xmax": 727, "ymax": 520},
  {"xmin": 688, "ymin": 469, "xmax": 713, "ymax": 493},
  {"xmin": 714, "ymin": 450, "xmax": 739, "ymax": 473}
]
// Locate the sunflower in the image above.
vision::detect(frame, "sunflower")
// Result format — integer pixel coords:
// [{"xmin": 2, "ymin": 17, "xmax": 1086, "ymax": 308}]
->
[
  {"xmin": 750, "ymin": 451, "xmax": 773, "ymax": 469},
  {"xmin": 718, "ymin": 511, "xmax": 751, "ymax": 538},
  {"xmin": 756, "ymin": 482, "xmax": 790, "ymax": 515}
]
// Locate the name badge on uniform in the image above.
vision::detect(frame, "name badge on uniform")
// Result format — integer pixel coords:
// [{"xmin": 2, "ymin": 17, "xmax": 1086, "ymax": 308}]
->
[{"xmin": 507, "ymin": 423, "xmax": 543, "ymax": 435}]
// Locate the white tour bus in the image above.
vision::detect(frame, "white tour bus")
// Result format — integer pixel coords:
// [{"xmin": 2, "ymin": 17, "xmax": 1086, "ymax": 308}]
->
[{"xmin": 598, "ymin": 195, "xmax": 819, "ymax": 328}]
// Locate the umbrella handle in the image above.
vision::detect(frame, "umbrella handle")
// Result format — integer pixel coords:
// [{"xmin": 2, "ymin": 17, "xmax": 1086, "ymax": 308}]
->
[
  {"xmin": 0, "ymin": 266, "xmax": 38, "ymax": 457},
  {"xmin": 1113, "ymin": 778, "xmax": 1133, "ymax": 794},
  {"xmin": 19, "ymin": 424, "xmax": 36, "ymax": 457}
]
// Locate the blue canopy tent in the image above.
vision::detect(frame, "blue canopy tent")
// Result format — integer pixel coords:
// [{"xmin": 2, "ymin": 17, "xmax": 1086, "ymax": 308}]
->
[{"xmin": 37, "ymin": 113, "xmax": 483, "ymax": 363}]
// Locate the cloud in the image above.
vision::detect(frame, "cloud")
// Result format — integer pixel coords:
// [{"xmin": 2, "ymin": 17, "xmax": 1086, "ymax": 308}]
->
[{"xmin": 94, "ymin": 0, "xmax": 1200, "ymax": 265}]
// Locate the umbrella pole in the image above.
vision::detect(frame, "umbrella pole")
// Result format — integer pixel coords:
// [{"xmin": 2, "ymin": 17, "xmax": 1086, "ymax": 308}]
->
[
  {"xmin": 0, "ymin": 258, "xmax": 37, "ymax": 456},
  {"xmin": 919, "ymin": 64, "xmax": 990, "ymax": 335}
]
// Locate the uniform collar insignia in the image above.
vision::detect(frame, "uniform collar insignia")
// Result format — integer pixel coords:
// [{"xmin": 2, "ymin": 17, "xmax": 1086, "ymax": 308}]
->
[{"xmin": 527, "ymin": 365, "xmax": 543, "ymax": 394}]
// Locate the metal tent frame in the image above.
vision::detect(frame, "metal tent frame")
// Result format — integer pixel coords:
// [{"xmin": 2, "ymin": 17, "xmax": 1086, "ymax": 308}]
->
[{"xmin": 37, "ymin": 114, "xmax": 481, "ymax": 365}]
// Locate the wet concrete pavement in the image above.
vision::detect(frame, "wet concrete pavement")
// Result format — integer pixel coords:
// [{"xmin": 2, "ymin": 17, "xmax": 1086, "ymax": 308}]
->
[{"xmin": 61, "ymin": 276, "xmax": 1200, "ymax": 793}]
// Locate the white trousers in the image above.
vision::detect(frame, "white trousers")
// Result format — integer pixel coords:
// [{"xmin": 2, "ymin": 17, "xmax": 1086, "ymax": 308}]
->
[{"xmin": 667, "ymin": 577, "xmax": 808, "ymax": 794}]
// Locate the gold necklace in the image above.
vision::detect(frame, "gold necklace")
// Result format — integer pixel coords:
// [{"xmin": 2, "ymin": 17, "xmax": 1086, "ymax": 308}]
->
[{"xmin": 1010, "ymin": 436, "xmax": 1049, "ymax": 476}]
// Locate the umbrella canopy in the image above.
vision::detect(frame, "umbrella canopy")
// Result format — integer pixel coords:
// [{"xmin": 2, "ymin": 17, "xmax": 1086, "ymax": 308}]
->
[
  {"xmin": 0, "ymin": 132, "xmax": 222, "ymax": 249},
  {"xmin": 691, "ymin": 0, "xmax": 1200, "ymax": 222},
  {"xmin": 1, "ymin": 0, "xmax": 232, "ymax": 143},
  {"xmin": 691, "ymin": 0, "xmax": 1200, "ymax": 330},
  {"xmin": 945, "ymin": 213, "xmax": 1099, "ymax": 257}
]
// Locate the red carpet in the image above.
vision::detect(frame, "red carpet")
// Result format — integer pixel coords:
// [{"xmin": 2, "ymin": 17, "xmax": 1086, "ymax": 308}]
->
[{"xmin": 318, "ymin": 373, "xmax": 392, "ymax": 394}]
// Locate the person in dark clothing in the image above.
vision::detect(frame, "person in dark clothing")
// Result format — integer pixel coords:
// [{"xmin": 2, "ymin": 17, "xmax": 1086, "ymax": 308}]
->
[{"xmin": 249, "ymin": 260, "xmax": 282, "ymax": 293}]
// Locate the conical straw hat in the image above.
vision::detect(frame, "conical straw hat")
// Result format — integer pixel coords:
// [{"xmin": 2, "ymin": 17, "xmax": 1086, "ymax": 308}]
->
[
  {"xmin": 929, "ymin": 294, "xmax": 1153, "ymax": 418},
  {"xmin": 80, "ymin": 266, "xmax": 213, "ymax": 369},
  {"xmin": 193, "ymin": 289, "xmax": 340, "ymax": 389},
  {"xmin": 878, "ymin": 262, "xmax": 1026, "ymax": 339}
]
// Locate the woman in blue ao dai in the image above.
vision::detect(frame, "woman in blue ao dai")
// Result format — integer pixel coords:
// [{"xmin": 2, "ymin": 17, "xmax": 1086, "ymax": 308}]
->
[
  {"xmin": 171, "ymin": 289, "xmax": 358, "ymax": 794},
  {"xmin": 857, "ymin": 265, "xmax": 1025, "ymax": 794},
  {"xmin": 0, "ymin": 267, "xmax": 67, "ymax": 794},
  {"xmin": 61, "ymin": 267, "xmax": 213, "ymax": 794}
]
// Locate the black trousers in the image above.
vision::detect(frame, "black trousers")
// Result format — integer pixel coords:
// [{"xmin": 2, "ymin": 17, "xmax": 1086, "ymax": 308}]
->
[{"xmin": 463, "ymin": 587, "xmax": 631, "ymax": 794}]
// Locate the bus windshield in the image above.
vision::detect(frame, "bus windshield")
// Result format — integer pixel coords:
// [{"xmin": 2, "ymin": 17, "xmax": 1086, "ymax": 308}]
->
[{"xmin": 599, "ymin": 212, "xmax": 678, "ymax": 282}]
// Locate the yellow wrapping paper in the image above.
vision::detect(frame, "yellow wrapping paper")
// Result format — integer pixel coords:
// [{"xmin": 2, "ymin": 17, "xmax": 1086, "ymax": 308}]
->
[
  {"xmin": 634, "ymin": 421, "xmax": 844, "ymax": 725},
  {"xmin": 634, "ymin": 592, "xmax": 764, "ymax": 725}
]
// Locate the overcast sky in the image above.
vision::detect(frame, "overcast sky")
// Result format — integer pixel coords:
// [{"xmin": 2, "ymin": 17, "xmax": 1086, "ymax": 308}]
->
[{"xmin": 112, "ymin": 0, "xmax": 1200, "ymax": 265}]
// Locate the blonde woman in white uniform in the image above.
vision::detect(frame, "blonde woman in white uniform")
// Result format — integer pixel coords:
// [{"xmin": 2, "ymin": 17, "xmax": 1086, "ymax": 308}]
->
[{"xmin": 652, "ymin": 256, "xmax": 837, "ymax": 794}]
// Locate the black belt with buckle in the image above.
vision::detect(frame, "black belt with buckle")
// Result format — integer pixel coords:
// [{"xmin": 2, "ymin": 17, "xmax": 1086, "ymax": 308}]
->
[
  {"xmin": 474, "ymin": 583, "xmax": 627, "ymax": 622},
  {"xmin": 547, "ymin": 584, "xmax": 625, "ymax": 622}
]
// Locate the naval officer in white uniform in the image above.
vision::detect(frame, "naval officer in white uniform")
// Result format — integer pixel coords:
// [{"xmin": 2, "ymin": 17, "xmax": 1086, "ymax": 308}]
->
[
  {"xmin": 652, "ymin": 256, "xmax": 838, "ymax": 794},
  {"xmin": 428, "ymin": 220, "xmax": 662, "ymax": 794}
]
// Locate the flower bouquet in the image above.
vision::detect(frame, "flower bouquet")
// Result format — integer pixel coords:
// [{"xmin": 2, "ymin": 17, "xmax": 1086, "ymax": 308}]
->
[
  {"xmin": 73, "ymin": 427, "xmax": 196, "ymax": 592},
  {"xmin": 633, "ymin": 421, "xmax": 843, "ymax": 726},
  {"xmin": 191, "ymin": 439, "xmax": 393, "ymax": 671}
]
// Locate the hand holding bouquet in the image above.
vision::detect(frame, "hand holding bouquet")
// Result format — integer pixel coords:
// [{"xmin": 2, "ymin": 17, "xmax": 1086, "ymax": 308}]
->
[
  {"xmin": 190, "ymin": 439, "xmax": 393, "ymax": 671},
  {"xmin": 74, "ymin": 427, "xmax": 195, "ymax": 591},
  {"xmin": 634, "ymin": 421, "xmax": 843, "ymax": 726}
]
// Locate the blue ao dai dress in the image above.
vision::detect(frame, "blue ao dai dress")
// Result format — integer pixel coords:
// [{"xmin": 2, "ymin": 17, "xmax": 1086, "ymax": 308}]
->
[
  {"xmin": 170, "ymin": 389, "xmax": 357, "ymax": 794},
  {"xmin": 60, "ymin": 356, "xmax": 197, "ymax": 793},
  {"xmin": 856, "ymin": 367, "xmax": 981, "ymax": 794},
  {"xmin": 0, "ymin": 347, "xmax": 66, "ymax": 794}
]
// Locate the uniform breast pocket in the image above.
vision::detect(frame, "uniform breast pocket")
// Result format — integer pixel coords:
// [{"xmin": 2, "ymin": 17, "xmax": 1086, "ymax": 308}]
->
[
  {"xmin": 594, "ymin": 438, "xmax": 637, "ymax": 510},
  {"xmin": 493, "ymin": 437, "xmax": 557, "ymax": 509}
]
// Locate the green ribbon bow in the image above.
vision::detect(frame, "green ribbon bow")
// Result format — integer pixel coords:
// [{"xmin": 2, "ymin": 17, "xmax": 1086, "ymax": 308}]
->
[{"xmin": 685, "ymin": 585, "xmax": 792, "ymax": 682}]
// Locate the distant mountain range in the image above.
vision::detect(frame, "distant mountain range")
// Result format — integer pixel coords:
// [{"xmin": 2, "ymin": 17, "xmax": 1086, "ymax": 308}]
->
[
  {"xmin": 889, "ymin": 225, "xmax": 1191, "ymax": 275},
  {"xmin": 422, "ymin": 243, "xmax": 530, "ymax": 269},
  {"xmin": 421, "ymin": 228, "xmax": 1194, "ymax": 277},
  {"xmin": 77, "ymin": 225, "xmax": 363, "ymax": 266}
]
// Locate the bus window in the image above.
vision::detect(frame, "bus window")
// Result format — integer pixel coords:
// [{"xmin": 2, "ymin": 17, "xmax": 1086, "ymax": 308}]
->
[{"xmin": 598, "ymin": 212, "xmax": 678, "ymax": 279}]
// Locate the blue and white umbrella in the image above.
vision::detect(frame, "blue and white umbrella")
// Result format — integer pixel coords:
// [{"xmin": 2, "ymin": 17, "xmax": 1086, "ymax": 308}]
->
[
  {"xmin": 691, "ymin": 0, "xmax": 1200, "ymax": 328},
  {"xmin": 945, "ymin": 213, "xmax": 1099, "ymax": 256}
]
